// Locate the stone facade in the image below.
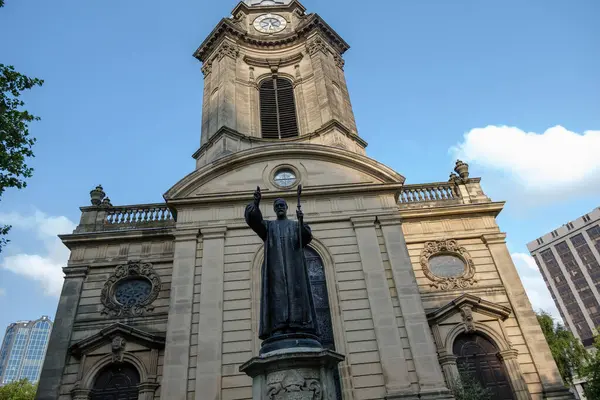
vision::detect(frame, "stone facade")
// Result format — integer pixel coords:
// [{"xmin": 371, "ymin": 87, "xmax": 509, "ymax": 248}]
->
[{"xmin": 36, "ymin": 1, "xmax": 573, "ymax": 400}]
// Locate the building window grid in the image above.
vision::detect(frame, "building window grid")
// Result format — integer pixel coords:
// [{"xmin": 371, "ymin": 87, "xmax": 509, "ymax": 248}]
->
[
  {"xmin": 586, "ymin": 225, "xmax": 600, "ymax": 255},
  {"xmin": 3, "ymin": 328, "xmax": 29, "ymax": 384},
  {"xmin": 571, "ymin": 233, "xmax": 600, "ymax": 296},
  {"xmin": 19, "ymin": 321, "xmax": 51, "ymax": 382},
  {"xmin": 0, "ymin": 327, "xmax": 15, "ymax": 379},
  {"xmin": 540, "ymin": 248, "xmax": 593, "ymax": 340}
]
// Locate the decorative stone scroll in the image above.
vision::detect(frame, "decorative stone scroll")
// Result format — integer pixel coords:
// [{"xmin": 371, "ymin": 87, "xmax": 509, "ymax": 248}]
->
[
  {"xmin": 111, "ymin": 336, "xmax": 127, "ymax": 363},
  {"xmin": 307, "ymin": 36, "xmax": 330, "ymax": 56},
  {"xmin": 267, "ymin": 369, "xmax": 322, "ymax": 400},
  {"xmin": 101, "ymin": 261, "xmax": 161, "ymax": 317},
  {"xmin": 420, "ymin": 239, "xmax": 476, "ymax": 290},
  {"xmin": 215, "ymin": 41, "xmax": 239, "ymax": 61}
]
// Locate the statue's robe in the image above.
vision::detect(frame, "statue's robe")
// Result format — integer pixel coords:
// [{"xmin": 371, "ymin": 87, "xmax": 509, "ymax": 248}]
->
[{"xmin": 245, "ymin": 203, "xmax": 319, "ymax": 340}]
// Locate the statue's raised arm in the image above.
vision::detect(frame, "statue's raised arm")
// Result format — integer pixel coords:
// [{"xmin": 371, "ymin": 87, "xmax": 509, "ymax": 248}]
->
[{"xmin": 245, "ymin": 186, "xmax": 267, "ymax": 241}]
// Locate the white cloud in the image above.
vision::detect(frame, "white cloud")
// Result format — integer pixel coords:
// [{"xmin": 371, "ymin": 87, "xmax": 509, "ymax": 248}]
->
[
  {"xmin": 451, "ymin": 125, "xmax": 600, "ymax": 192},
  {"xmin": 0, "ymin": 211, "xmax": 76, "ymax": 297},
  {"xmin": 511, "ymin": 252, "xmax": 562, "ymax": 321}
]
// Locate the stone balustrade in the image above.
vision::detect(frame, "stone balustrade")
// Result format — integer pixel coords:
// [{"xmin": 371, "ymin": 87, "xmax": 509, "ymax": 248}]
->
[
  {"xmin": 398, "ymin": 183, "xmax": 461, "ymax": 205},
  {"xmin": 104, "ymin": 205, "xmax": 175, "ymax": 228}
]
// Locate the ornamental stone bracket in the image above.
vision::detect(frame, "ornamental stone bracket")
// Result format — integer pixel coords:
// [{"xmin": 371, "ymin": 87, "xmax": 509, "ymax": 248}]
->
[
  {"xmin": 100, "ymin": 260, "xmax": 162, "ymax": 318},
  {"xmin": 420, "ymin": 239, "xmax": 476, "ymax": 290}
]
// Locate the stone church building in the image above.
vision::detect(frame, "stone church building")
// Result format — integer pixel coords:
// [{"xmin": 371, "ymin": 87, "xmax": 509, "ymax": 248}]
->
[{"xmin": 37, "ymin": 1, "xmax": 573, "ymax": 399}]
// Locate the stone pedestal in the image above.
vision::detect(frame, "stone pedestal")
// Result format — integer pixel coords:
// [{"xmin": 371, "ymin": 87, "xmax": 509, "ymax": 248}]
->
[{"xmin": 240, "ymin": 347, "xmax": 344, "ymax": 400}]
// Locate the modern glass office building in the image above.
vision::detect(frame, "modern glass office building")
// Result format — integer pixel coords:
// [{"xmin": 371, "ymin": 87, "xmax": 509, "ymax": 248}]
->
[{"xmin": 0, "ymin": 316, "xmax": 53, "ymax": 385}]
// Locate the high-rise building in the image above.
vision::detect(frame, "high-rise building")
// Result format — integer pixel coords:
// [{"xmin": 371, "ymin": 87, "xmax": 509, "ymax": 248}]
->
[
  {"xmin": 36, "ymin": 1, "xmax": 575, "ymax": 399},
  {"xmin": 0, "ymin": 316, "xmax": 53, "ymax": 385},
  {"xmin": 527, "ymin": 207, "xmax": 600, "ymax": 346}
]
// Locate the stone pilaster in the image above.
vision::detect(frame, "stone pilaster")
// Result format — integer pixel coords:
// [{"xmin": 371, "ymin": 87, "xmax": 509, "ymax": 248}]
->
[
  {"xmin": 195, "ymin": 226, "xmax": 227, "ymax": 400},
  {"xmin": 160, "ymin": 228, "xmax": 199, "ymax": 400},
  {"xmin": 351, "ymin": 216, "xmax": 414, "ymax": 398},
  {"xmin": 483, "ymin": 233, "xmax": 574, "ymax": 399},
  {"xmin": 35, "ymin": 266, "xmax": 88, "ymax": 400},
  {"xmin": 378, "ymin": 215, "xmax": 452, "ymax": 399},
  {"xmin": 498, "ymin": 349, "xmax": 532, "ymax": 400}
]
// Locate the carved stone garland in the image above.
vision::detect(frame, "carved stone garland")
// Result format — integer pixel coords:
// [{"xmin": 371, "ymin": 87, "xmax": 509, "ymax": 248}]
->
[
  {"xmin": 101, "ymin": 261, "xmax": 161, "ymax": 317},
  {"xmin": 420, "ymin": 239, "xmax": 476, "ymax": 290}
]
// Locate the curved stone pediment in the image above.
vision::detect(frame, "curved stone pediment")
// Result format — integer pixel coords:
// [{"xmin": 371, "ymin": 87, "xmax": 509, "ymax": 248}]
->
[{"xmin": 165, "ymin": 143, "xmax": 404, "ymax": 201}]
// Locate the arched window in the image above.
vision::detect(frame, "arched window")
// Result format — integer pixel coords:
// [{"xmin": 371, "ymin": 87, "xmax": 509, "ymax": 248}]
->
[
  {"xmin": 91, "ymin": 363, "xmax": 140, "ymax": 400},
  {"xmin": 453, "ymin": 333, "xmax": 515, "ymax": 400},
  {"xmin": 305, "ymin": 247, "xmax": 342, "ymax": 400},
  {"xmin": 259, "ymin": 76, "xmax": 299, "ymax": 139}
]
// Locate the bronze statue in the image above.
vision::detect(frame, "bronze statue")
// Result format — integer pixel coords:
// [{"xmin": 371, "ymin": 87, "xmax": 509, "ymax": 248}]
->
[{"xmin": 245, "ymin": 186, "xmax": 320, "ymax": 353}]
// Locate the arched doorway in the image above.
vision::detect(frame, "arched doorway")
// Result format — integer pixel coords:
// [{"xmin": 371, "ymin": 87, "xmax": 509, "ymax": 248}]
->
[
  {"xmin": 305, "ymin": 247, "xmax": 342, "ymax": 400},
  {"xmin": 453, "ymin": 333, "xmax": 515, "ymax": 400},
  {"xmin": 90, "ymin": 363, "xmax": 140, "ymax": 400}
]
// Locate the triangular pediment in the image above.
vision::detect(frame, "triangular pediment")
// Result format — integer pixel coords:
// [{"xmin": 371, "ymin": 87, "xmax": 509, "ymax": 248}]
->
[
  {"xmin": 427, "ymin": 294, "xmax": 511, "ymax": 325},
  {"xmin": 165, "ymin": 143, "xmax": 405, "ymax": 201},
  {"xmin": 69, "ymin": 323, "xmax": 165, "ymax": 358}
]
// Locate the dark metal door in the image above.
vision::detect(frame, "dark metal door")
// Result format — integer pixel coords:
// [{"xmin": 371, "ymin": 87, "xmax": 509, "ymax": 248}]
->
[
  {"xmin": 305, "ymin": 248, "xmax": 342, "ymax": 400},
  {"xmin": 91, "ymin": 364, "xmax": 140, "ymax": 400},
  {"xmin": 454, "ymin": 333, "xmax": 515, "ymax": 400}
]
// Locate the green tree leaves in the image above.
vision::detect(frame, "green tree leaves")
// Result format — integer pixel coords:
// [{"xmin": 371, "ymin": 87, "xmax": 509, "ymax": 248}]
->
[
  {"xmin": 0, "ymin": 2, "xmax": 44, "ymax": 253},
  {"xmin": 0, "ymin": 379, "xmax": 38, "ymax": 400},
  {"xmin": 536, "ymin": 311, "xmax": 588, "ymax": 386}
]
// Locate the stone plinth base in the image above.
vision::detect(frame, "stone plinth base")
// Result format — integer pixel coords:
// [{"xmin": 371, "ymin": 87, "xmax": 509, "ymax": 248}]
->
[{"xmin": 240, "ymin": 348, "xmax": 345, "ymax": 400}]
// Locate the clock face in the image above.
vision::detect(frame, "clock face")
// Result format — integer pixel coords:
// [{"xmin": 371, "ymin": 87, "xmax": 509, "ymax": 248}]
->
[{"xmin": 253, "ymin": 14, "xmax": 287, "ymax": 33}]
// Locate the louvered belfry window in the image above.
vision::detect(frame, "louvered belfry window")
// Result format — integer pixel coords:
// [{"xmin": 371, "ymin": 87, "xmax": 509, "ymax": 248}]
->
[{"xmin": 259, "ymin": 77, "xmax": 299, "ymax": 139}]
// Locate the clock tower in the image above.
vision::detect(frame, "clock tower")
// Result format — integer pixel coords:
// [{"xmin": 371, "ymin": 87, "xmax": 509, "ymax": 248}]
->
[{"xmin": 193, "ymin": 0, "xmax": 364, "ymax": 168}]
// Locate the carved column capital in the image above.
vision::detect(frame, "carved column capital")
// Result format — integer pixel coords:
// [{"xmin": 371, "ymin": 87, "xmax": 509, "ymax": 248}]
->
[
  {"xmin": 350, "ymin": 216, "xmax": 376, "ymax": 229},
  {"xmin": 482, "ymin": 233, "xmax": 507, "ymax": 245},
  {"xmin": 200, "ymin": 225, "xmax": 227, "ymax": 240},
  {"xmin": 498, "ymin": 348, "xmax": 519, "ymax": 361},
  {"xmin": 63, "ymin": 266, "xmax": 89, "ymax": 279}
]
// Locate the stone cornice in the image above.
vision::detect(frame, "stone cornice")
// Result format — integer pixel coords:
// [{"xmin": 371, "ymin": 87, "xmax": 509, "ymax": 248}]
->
[
  {"xmin": 398, "ymin": 202, "xmax": 505, "ymax": 220},
  {"xmin": 192, "ymin": 120, "xmax": 367, "ymax": 161},
  {"xmin": 167, "ymin": 182, "xmax": 405, "ymax": 207},
  {"xmin": 231, "ymin": 0, "xmax": 307, "ymax": 16},
  {"xmin": 194, "ymin": 13, "xmax": 349, "ymax": 62},
  {"xmin": 59, "ymin": 228, "xmax": 174, "ymax": 249}
]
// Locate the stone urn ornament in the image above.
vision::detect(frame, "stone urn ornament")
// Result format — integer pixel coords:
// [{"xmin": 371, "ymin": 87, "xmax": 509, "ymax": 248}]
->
[
  {"xmin": 454, "ymin": 160, "xmax": 470, "ymax": 181},
  {"xmin": 90, "ymin": 185, "xmax": 106, "ymax": 206}
]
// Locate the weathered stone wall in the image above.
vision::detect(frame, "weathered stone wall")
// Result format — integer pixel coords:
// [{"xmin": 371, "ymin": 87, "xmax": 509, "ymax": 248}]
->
[{"xmin": 48, "ymin": 237, "xmax": 174, "ymax": 400}]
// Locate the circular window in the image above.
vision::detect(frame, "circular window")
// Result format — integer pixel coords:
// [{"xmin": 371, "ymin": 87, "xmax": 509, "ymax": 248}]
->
[
  {"xmin": 114, "ymin": 278, "xmax": 152, "ymax": 307},
  {"xmin": 428, "ymin": 255, "xmax": 466, "ymax": 278},
  {"xmin": 273, "ymin": 169, "xmax": 297, "ymax": 188}
]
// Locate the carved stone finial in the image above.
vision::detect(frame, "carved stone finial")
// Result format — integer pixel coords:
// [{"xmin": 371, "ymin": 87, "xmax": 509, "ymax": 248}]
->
[
  {"xmin": 454, "ymin": 160, "xmax": 469, "ymax": 181},
  {"xmin": 101, "ymin": 197, "xmax": 113, "ymax": 208},
  {"xmin": 111, "ymin": 336, "xmax": 127, "ymax": 363},
  {"xmin": 90, "ymin": 185, "xmax": 105, "ymax": 206}
]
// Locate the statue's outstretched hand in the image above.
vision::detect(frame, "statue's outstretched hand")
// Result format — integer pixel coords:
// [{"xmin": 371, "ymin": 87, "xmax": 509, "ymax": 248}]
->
[
  {"xmin": 296, "ymin": 209, "xmax": 304, "ymax": 221},
  {"xmin": 254, "ymin": 186, "xmax": 262, "ymax": 205}
]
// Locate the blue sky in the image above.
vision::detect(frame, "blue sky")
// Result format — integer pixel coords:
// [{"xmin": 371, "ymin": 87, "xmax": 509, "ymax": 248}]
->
[{"xmin": 0, "ymin": 0, "xmax": 599, "ymax": 341}]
